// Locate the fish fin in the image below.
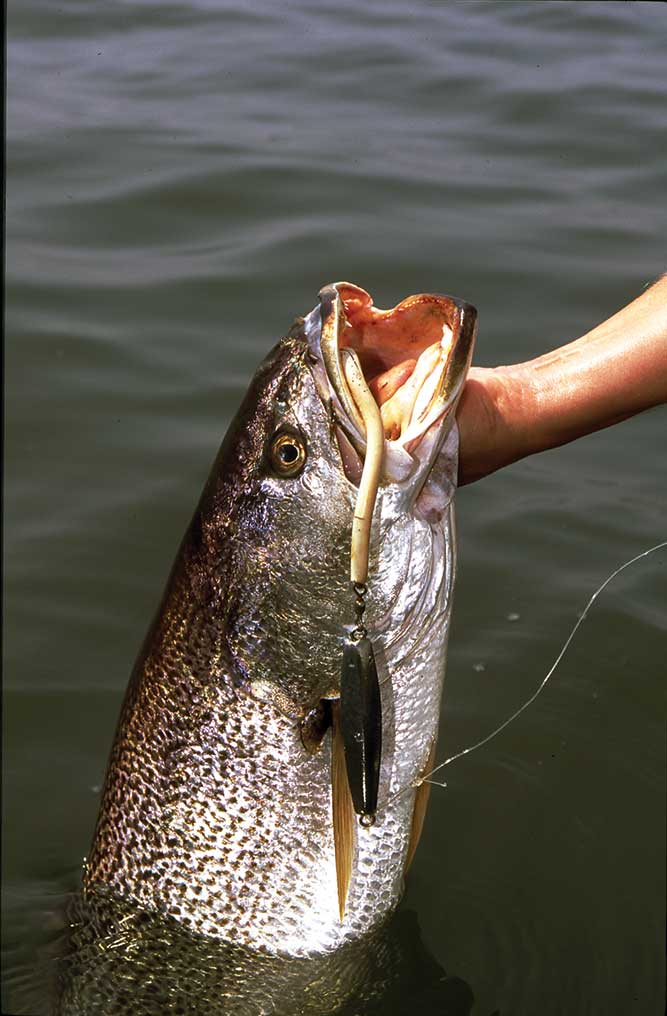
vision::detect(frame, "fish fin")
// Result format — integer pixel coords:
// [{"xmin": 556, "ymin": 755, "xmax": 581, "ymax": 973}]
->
[
  {"xmin": 331, "ymin": 700, "xmax": 355, "ymax": 921},
  {"xmin": 405, "ymin": 738, "xmax": 438, "ymax": 874}
]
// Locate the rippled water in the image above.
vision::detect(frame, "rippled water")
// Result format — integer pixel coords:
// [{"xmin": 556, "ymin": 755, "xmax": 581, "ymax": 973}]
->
[{"xmin": 5, "ymin": 2, "xmax": 666, "ymax": 1013}]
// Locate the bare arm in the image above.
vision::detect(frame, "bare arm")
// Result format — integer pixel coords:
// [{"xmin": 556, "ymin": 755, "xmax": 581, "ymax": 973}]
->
[{"xmin": 456, "ymin": 276, "xmax": 667, "ymax": 486}]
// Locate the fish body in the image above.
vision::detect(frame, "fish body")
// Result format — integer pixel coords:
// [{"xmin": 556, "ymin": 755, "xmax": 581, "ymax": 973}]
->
[
  {"xmin": 57, "ymin": 891, "xmax": 465, "ymax": 1016},
  {"xmin": 59, "ymin": 284, "xmax": 476, "ymax": 1011}
]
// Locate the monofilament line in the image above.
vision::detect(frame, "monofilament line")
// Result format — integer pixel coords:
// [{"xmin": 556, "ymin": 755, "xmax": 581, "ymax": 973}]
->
[{"xmin": 418, "ymin": 540, "xmax": 667, "ymax": 788}]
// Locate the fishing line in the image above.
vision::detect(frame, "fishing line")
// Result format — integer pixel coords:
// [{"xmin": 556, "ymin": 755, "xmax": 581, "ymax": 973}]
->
[{"xmin": 408, "ymin": 540, "xmax": 667, "ymax": 794}]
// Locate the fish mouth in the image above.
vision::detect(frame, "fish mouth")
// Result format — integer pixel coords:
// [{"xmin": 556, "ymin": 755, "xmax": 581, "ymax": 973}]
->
[{"xmin": 314, "ymin": 282, "xmax": 477, "ymax": 486}]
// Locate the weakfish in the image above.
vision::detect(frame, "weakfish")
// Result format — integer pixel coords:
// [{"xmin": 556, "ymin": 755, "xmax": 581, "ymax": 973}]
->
[{"xmin": 58, "ymin": 283, "xmax": 477, "ymax": 1015}]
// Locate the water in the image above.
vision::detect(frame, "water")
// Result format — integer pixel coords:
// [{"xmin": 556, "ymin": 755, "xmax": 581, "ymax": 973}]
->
[{"xmin": 5, "ymin": 1, "xmax": 666, "ymax": 1012}]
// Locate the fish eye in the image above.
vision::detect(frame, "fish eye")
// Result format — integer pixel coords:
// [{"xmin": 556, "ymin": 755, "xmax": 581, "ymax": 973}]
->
[{"xmin": 269, "ymin": 430, "xmax": 307, "ymax": 478}]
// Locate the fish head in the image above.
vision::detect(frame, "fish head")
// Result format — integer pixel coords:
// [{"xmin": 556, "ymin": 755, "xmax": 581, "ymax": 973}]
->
[{"xmin": 198, "ymin": 282, "xmax": 475, "ymax": 729}]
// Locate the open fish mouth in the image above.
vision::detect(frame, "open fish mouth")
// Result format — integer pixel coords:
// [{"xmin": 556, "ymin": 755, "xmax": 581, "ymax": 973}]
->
[{"xmin": 313, "ymin": 282, "xmax": 477, "ymax": 487}]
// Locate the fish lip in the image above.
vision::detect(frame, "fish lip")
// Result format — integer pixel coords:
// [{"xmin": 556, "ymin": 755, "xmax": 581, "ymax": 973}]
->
[{"xmin": 312, "ymin": 282, "xmax": 477, "ymax": 486}]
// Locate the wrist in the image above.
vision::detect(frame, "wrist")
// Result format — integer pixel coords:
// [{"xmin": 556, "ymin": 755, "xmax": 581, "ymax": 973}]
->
[
  {"xmin": 494, "ymin": 360, "xmax": 560, "ymax": 461},
  {"xmin": 456, "ymin": 366, "xmax": 535, "ymax": 485}
]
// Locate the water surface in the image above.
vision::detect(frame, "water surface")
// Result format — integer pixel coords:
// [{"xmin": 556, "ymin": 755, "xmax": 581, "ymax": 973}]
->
[{"xmin": 5, "ymin": 2, "xmax": 666, "ymax": 1013}]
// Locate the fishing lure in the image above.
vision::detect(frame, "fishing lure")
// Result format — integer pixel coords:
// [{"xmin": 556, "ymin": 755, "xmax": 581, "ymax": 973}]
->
[
  {"xmin": 339, "ymin": 349, "xmax": 385, "ymax": 826},
  {"xmin": 330, "ymin": 348, "xmax": 386, "ymax": 919}
]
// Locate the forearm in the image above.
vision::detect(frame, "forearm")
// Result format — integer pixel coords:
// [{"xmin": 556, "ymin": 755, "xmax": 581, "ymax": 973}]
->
[{"xmin": 457, "ymin": 276, "xmax": 667, "ymax": 485}]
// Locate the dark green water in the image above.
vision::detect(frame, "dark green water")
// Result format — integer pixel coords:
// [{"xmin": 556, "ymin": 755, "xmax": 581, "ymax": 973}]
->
[{"xmin": 5, "ymin": 2, "xmax": 666, "ymax": 1013}]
